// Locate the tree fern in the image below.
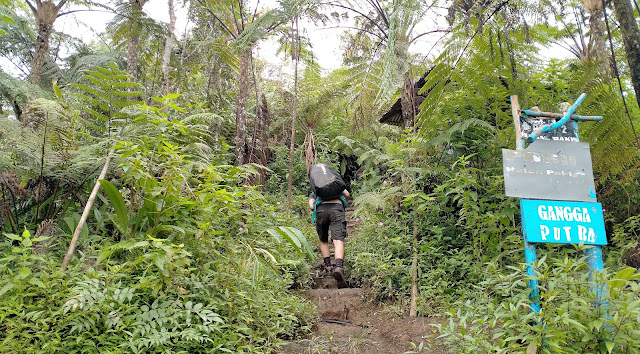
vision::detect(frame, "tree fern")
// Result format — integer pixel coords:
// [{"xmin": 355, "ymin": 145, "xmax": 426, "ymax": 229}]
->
[
  {"xmin": 72, "ymin": 62, "xmax": 142, "ymax": 137},
  {"xmin": 416, "ymin": 0, "xmax": 547, "ymax": 134},
  {"xmin": 0, "ymin": 98, "xmax": 77, "ymax": 177},
  {"xmin": 107, "ymin": 1, "xmax": 163, "ymax": 54},
  {"xmin": 0, "ymin": 4, "xmax": 35, "ymax": 78},
  {"xmin": 63, "ymin": 51, "xmax": 127, "ymax": 86},
  {"xmin": 569, "ymin": 64, "xmax": 640, "ymax": 186},
  {"xmin": 0, "ymin": 70, "xmax": 48, "ymax": 118}
]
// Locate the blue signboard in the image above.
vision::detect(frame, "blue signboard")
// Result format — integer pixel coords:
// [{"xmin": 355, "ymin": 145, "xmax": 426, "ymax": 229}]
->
[{"xmin": 520, "ymin": 199, "xmax": 607, "ymax": 245}]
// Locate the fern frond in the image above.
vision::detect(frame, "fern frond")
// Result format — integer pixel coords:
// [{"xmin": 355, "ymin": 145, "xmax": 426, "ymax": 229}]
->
[
  {"xmin": 427, "ymin": 118, "xmax": 495, "ymax": 147},
  {"xmin": 72, "ymin": 62, "xmax": 142, "ymax": 136}
]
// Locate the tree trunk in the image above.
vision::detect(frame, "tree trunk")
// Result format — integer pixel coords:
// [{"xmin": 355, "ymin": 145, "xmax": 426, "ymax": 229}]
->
[
  {"xmin": 248, "ymin": 54, "xmax": 264, "ymax": 174},
  {"xmin": 257, "ymin": 94, "xmax": 270, "ymax": 185},
  {"xmin": 126, "ymin": 32, "xmax": 140, "ymax": 79},
  {"xmin": 235, "ymin": 49, "xmax": 250, "ymax": 165},
  {"xmin": 161, "ymin": 0, "xmax": 176, "ymax": 95},
  {"xmin": 28, "ymin": 1, "xmax": 63, "ymax": 85},
  {"xmin": 584, "ymin": 0, "xmax": 610, "ymax": 77},
  {"xmin": 287, "ymin": 17, "xmax": 299, "ymax": 207},
  {"xmin": 259, "ymin": 94, "xmax": 270, "ymax": 167},
  {"xmin": 126, "ymin": 0, "xmax": 148, "ymax": 79},
  {"xmin": 612, "ymin": 0, "xmax": 640, "ymax": 109},
  {"xmin": 304, "ymin": 130, "xmax": 316, "ymax": 173},
  {"xmin": 400, "ymin": 71, "xmax": 415, "ymax": 130}
]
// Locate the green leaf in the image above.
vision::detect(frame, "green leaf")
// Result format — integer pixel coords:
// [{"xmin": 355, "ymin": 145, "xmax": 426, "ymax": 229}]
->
[
  {"xmin": 21, "ymin": 237, "xmax": 32, "ymax": 247},
  {"xmin": 164, "ymin": 93, "xmax": 181, "ymax": 100},
  {"xmin": 153, "ymin": 253, "xmax": 166, "ymax": 272},
  {"xmin": 28, "ymin": 277, "xmax": 46, "ymax": 288},
  {"xmin": 53, "ymin": 81, "xmax": 63, "ymax": 99},
  {"xmin": 609, "ymin": 267, "xmax": 639, "ymax": 291},
  {"xmin": 18, "ymin": 268, "xmax": 32, "ymax": 279},
  {"xmin": 614, "ymin": 267, "xmax": 638, "ymax": 281},
  {"xmin": 147, "ymin": 225, "xmax": 185, "ymax": 237},
  {"xmin": 266, "ymin": 228, "xmax": 282, "ymax": 243},
  {"xmin": 4, "ymin": 233, "xmax": 21, "ymax": 241},
  {"xmin": 265, "ymin": 226, "xmax": 315, "ymax": 259},
  {"xmin": 285, "ymin": 227, "xmax": 315, "ymax": 259},
  {"xmin": 0, "ymin": 282, "xmax": 15, "ymax": 297},
  {"xmin": 99, "ymin": 180, "xmax": 130, "ymax": 236}
]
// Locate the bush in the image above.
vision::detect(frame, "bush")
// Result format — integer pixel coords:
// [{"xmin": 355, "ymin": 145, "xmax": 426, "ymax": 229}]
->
[
  {"xmin": 0, "ymin": 229, "xmax": 315, "ymax": 353},
  {"xmin": 431, "ymin": 248, "xmax": 640, "ymax": 353}
]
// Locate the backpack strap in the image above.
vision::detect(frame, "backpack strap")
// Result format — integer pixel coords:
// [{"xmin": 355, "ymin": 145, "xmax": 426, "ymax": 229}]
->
[
  {"xmin": 312, "ymin": 197, "xmax": 323, "ymax": 224},
  {"xmin": 339, "ymin": 195, "xmax": 348, "ymax": 209}
]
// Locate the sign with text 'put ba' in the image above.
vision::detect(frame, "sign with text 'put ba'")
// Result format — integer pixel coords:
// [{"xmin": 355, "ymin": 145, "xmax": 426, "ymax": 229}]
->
[
  {"xmin": 502, "ymin": 140, "xmax": 597, "ymax": 202},
  {"xmin": 520, "ymin": 199, "xmax": 607, "ymax": 245}
]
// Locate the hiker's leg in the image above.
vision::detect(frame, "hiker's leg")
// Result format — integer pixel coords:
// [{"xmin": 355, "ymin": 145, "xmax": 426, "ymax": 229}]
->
[
  {"xmin": 328, "ymin": 205, "xmax": 347, "ymax": 269},
  {"xmin": 320, "ymin": 241, "xmax": 331, "ymax": 258},
  {"xmin": 316, "ymin": 208, "xmax": 330, "ymax": 260},
  {"xmin": 333, "ymin": 239, "xmax": 344, "ymax": 260},
  {"xmin": 332, "ymin": 240, "xmax": 345, "ymax": 285}
]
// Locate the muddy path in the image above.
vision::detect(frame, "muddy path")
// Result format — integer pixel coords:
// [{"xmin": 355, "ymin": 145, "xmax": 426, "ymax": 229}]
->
[
  {"xmin": 280, "ymin": 287, "xmax": 447, "ymax": 354},
  {"xmin": 280, "ymin": 208, "xmax": 448, "ymax": 353}
]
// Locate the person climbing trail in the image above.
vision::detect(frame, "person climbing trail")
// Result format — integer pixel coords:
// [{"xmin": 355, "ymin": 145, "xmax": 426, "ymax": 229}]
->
[{"xmin": 308, "ymin": 163, "xmax": 350, "ymax": 288}]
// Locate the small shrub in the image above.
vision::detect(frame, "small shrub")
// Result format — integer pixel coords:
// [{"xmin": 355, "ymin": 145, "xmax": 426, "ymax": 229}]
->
[{"xmin": 431, "ymin": 249, "xmax": 640, "ymax": 353}]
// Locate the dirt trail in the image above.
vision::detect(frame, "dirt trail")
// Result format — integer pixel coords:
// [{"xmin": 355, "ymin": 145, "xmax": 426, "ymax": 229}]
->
[
  {"xmin": 280, "ymin": 208, "xmax": 447, "ymax": 353},
  {"xmin": 280, "ymin": 287, "xmax": 446, "ymax": 354}
]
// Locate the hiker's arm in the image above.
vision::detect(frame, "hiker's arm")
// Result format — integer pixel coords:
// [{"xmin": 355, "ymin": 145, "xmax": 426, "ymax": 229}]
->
[
  {"xmin": 308, "ymin": 197, "xmax": 316, "ymax": 210},
  {"xmin": 342, "ymin": 190, "xmax": 350, "ymax": 199}
]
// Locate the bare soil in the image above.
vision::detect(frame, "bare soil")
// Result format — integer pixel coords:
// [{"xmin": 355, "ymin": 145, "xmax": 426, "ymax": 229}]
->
[
  {"xmin": 279, "ymin": 286, "xmax": 448, "ymax": 354},
  {"xmin": 280, "ymin": 207, "xmax": 448, "ymax": 353}
]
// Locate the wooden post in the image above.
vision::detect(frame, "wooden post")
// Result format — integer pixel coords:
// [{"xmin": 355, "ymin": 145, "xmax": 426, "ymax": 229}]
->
[{"xmin": 511, "ymin": 95, "xmax": 541, "ymax": 312}]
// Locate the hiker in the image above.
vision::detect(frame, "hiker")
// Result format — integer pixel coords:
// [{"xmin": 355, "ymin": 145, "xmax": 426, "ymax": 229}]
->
[{"xmin": 308, "ymin": 163, "xmax": 350, "ymax": 283}]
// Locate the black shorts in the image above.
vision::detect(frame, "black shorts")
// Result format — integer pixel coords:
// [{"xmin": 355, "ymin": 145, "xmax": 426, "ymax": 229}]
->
[{"xmin": 315, "ymin": 203, "xmax": 347, "ymax": 242}]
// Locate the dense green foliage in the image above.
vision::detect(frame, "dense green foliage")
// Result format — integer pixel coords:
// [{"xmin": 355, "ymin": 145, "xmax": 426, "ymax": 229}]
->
[
  {"xmin": 2, "ymin": 0, "xmax": 640, "ymax": 352},
  {"xmin": 0, "ymin": 67, "xmax": 316, "ymax": 352}
]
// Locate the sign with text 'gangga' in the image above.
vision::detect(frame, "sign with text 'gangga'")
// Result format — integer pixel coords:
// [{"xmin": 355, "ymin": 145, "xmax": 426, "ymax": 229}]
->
[
  {"xmin": 520, "ymin": 199, "xmax": 607, "ymax": 245},
  {"xmin": 502, "ymin": 140, "xmax": 597, "ymax": 202}
]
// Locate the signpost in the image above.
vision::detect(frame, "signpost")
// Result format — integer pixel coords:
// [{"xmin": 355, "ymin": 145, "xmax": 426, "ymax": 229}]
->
[
  {"xmin": 503, "ymin": 140, "xmax": 597, "ymax": 202},
  {"xmin": 506, "ymin": 94, "xmax": 606, "ymax": 316},
  {"xmin": 520, "ymin": 199, "xmax": 606, "ymax": 245}
]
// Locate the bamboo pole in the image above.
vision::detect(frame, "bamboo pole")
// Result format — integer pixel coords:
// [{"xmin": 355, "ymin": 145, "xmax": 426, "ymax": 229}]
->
[
  {"xmin": 61, "ymin": 126, "xmax": 125, "ymax": 271},
  {"xmin": 409, "ymin": 218, "xmax": 419, "ymax": 317}
]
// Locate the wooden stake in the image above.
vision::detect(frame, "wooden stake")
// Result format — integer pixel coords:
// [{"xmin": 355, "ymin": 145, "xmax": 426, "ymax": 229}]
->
[
  {"xmin": 61, "ymin": 125, "xmax": 125, "ymax": 271},
  {"xmin": 409, "ymin": 218, "xmax": 418, "ymax": 317}
]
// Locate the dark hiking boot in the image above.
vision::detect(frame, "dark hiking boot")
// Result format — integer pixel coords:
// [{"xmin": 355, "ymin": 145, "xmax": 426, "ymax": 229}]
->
[{"xmin": 333, "ymin": 267, "xmax": 347, "ymax": 288}]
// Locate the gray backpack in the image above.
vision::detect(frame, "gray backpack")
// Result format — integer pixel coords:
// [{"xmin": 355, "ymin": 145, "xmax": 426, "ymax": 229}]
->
[{"xmin": 309, "ymin": 163, "xmax": 345, "ymax": 200}]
